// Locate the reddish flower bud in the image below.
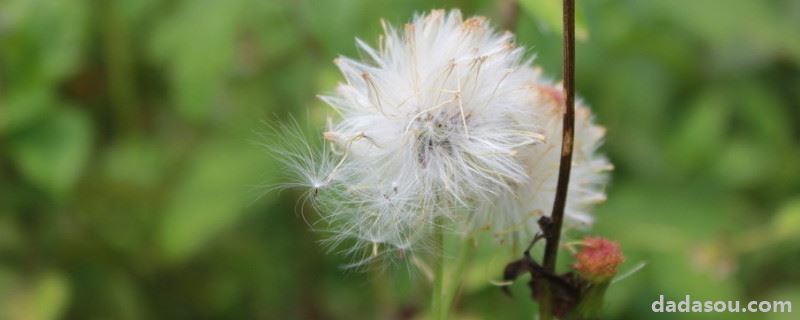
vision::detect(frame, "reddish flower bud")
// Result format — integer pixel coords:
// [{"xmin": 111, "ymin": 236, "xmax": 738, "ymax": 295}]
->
[{"xmin": 573, "ymin": 236, "xmax": 625, "ymax": 283}]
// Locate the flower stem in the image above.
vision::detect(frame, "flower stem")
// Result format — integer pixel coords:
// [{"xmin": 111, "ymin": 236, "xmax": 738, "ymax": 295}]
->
[
  {"xmin": 542, "ymin": 0, "xmax": 576, "ymax": 275},
  {"xmin": 431, "ymin": 217, "xmax": 446, "ymax": 320},
  {"xmin": 540, "ymin": 0, "xmax": 575, "ymax": 318},
  {"xmin": 500, "ymin": 0, "xmax": 520, "ymax": 31},
  {"xmin": 442, "ymin": 236, "xmax": 474, "ymax": 315}
]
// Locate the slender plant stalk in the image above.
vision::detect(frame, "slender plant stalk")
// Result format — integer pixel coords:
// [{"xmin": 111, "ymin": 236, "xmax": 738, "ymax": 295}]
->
[
  {"xmin": 370, "ymin": 268, "xmax": 392, "ymax": 318},
  {"xmin": 540, "ymin": 0, "xmax": 576, "ymax": 319},
  {"xmin": 500, "ymin": 0, "xmax": 521, "ymax": 31},
  {"xmin": 543, "ymin": 0, "xmax": 576, "ymax": 274},
  {"xmin": 441, "ymin": 237, "xmax": 475, "ymax": 315},
  {"xmin": 431, "ymin": 217, "xmax": 446, "ymax": 320}
]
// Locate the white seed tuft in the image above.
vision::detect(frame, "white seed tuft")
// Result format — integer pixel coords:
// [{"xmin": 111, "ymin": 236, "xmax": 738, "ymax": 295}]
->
[{"xmin": 271, "ymin": 10, "xmax": 611, "ymax": 265}]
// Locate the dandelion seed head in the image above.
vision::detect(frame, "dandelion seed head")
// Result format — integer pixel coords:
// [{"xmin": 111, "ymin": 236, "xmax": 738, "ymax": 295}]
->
[{"xmin": 272, "ymin": 9, "xmax": 611, "ymax": 264}]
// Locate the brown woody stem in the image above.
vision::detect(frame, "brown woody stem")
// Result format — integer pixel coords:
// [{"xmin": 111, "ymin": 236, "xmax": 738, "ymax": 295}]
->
[
  {"xmin": 542, "ymin": 0, "xmax": 575, "ymax": 281},
  {"xmin": 500, "ymin": 0, "xmax": 520, "ymax": 31},
  {"xmin": 538, "ymin": 1, "xmax": 575, "ymax": 319}
]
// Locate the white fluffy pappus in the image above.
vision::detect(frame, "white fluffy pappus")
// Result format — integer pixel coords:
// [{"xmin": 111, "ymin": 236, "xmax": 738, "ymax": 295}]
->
[
  {"xmin": 471, "ymin": 81, "xmax": 612, "ymax": 244},
  {"xmin": 273, "ymin": 9, "xmax": 611, "ymax": 265}
]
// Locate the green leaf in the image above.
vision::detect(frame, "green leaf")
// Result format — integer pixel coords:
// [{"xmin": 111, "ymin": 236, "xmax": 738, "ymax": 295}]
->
[
  {"xmin": 149, "ymin": 0, "xmax": 243, "ymax": 122},
  {"xmin": 735, "ymin": 83, "xmax": 792, "ymax": 147},
  {"xmin": 644, "ymin": 0, "xmax": 800, "ymax": 65},
  {"xmin": 0, "ymin": 214, "xmax": 22, "ymax": 252},
  {"xmin": 159, "ymin": 141, "xmax": 269, "ymax": 263},
  {"xmin": 0, "ymin": 0, "xmax": 88, "ymax": 134},
  {"xmin": 8, "ymin": 108, "xmax": 93, "ymax": 197},
  {"xmin": 712, "ymin": 139, "xmax": 768, "ymax": 189},
  {"xmin": 31, "ymin": 272, "xmax": 70, "ymax": 320},
  {"xmin": 0, "ymin": 0, "xmax": 88, "ymax": 83},
  {"xmin": 596, "ymin": 181, "xmax": 737, "ymax": 249},
  {"xmin": 667, "ymin": 90, "xmax": 729, "ymax": 172},
  {"xmin": 520, "ymin": 0, "xmax": 589, "ymax": 40},
  {"xmin": 649, "ymin": 251, "xmax": 743, "ymax": 311},
  {"xmin": 765, "ymin": 287, "xmax": 800, "ymax": 320},
  {"xmin": 1, "ymin": 271, "xmax": 70, "ymax": 320},
  {"xmin": 101, "ymin": 138, "xmax": 165, "ymax": 188},
  {"xmin": 771, "ymin": 198, "xmax": 800, "ymax": 242},
  {"xmin": 0, "ymin": 88, "xmax": 52, "ymax": 134}
]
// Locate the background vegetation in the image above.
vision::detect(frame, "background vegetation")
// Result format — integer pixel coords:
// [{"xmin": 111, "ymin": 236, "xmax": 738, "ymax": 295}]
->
[{"xmin": 1, "ymin": 0, "xmax": 799, "ymax": 319}]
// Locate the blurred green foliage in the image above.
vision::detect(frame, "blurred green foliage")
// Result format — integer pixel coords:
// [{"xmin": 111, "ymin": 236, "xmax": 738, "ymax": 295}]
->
[{"xmin": 1, "ymin": 0, "xmax": 799, "ymax": 319}]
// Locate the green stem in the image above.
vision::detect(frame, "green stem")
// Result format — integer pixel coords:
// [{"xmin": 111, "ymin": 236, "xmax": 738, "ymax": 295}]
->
[
  {"xmin": 431, "ymin": 218, "xmax": 446, "ymax": 320},
  {"xmin": 441, "ymin": 236, "xmax": 474, "ymax": 315}
]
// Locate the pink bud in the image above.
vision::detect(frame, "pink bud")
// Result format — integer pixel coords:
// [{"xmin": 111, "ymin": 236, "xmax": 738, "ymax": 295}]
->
[{"xmin": 572, "ymin": 236, "xmax": 625, "ymax": 283}]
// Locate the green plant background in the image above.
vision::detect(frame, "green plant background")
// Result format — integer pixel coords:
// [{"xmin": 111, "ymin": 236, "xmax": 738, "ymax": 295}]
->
[{"xmin": 1, "ymin": 0, "xmax": 799, "ymax": 319}]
